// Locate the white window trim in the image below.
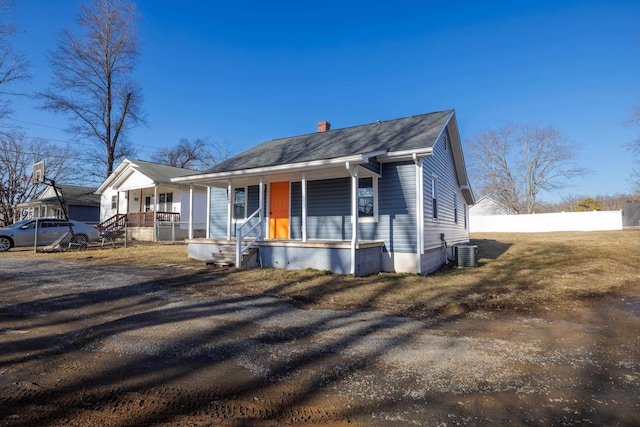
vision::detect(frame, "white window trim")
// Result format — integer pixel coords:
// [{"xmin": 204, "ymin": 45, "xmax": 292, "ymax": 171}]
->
[
  {"xmin": 232, "ymin": 187, "xmax": 247, "ymax": 222},
  {"xmin": 355, "ymin": 176, "xmax": 378, "ymax": 223}
]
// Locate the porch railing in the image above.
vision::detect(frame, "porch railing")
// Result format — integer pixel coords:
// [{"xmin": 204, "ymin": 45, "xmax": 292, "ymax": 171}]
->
[
  {"xmin": 236, "ymin": 207, "xmax": 262, "ymax": 267},
  {"xmin": 127, "ymin": 211, "xmax": 180, "ymax": 227}
]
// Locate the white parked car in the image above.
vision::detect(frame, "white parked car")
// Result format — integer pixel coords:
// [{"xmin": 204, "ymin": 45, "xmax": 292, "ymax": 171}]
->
[{"xmin": 0, "ymin": 218, "xmax": 100, "ymax": 252}]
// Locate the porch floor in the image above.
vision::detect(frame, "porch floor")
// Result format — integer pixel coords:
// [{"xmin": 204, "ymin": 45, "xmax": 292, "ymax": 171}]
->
[{"xmin": 186, "ymin": 237, "xmax": 384, "ymax": 249}]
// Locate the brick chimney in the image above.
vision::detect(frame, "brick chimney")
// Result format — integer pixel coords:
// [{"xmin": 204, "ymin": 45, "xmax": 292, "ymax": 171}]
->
[{"xmin": 317, "ymin": 121, "xmax": 331, "ymax": 132}]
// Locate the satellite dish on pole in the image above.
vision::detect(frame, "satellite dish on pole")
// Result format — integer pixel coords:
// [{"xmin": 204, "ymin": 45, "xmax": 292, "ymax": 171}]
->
[{"xmin": 32, "ymin": 161, "xmax": 45, "ymax": 183}]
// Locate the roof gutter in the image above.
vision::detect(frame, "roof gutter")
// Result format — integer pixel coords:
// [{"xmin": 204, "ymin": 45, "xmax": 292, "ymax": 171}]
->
[{"xmin": 378, "ymin": 147, "xmax": 433, "ymax": 162}]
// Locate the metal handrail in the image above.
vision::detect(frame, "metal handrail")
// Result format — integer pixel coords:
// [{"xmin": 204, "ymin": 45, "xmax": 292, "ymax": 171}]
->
[{"xmin": 236, "ymin": 207, "xmax": 262, "ymax": 267}]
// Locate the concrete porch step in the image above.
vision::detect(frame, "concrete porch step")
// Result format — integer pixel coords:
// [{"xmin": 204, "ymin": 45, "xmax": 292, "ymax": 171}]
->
[{"xmin": 207, "ymin": 245, "xmax": 258, "ymax": 268}]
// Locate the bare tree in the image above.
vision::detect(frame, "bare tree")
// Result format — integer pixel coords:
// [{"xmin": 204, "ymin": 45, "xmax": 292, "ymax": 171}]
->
[
  {"xmin": 0, "ymin": 131, "xmax": 74, "ymax": 224},
  {"xmin": 151, "ymin": 138, "xmax": 234, "ymax": 170},
  {"xmin": 0, "ymin": 0, "xmax": 30, "ymax": 123},
  {"xmin": 39, "ymin": 0, "xmax": 144, "ymax": 179},
  {"xmin": 469, "ymin": 123, "xmax": 586, "ymax": 214},
  {"xmin": 628, "ymin": 105, "xmax": 640, "ymax": 194}
]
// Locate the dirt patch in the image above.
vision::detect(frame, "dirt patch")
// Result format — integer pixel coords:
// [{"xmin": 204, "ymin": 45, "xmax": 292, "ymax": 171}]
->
[{"xmin": 0, "ymin": 258, "xmax": 639, "ymax": 426}]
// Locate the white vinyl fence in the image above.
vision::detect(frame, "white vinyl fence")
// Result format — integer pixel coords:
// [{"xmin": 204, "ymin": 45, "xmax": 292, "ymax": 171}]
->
[{"xmin": 470, "ymin": 210, "xmax": 623, "ymax": 233}]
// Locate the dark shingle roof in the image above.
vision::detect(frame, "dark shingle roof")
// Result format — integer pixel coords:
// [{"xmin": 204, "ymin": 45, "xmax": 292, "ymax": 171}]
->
[
  {"xmin": 38, "ymin": 185, "xmax": 100, "ymax": 207},
  {"xmin": 206, "ymin": 110, "xmax": 453, "ymax": 173}
]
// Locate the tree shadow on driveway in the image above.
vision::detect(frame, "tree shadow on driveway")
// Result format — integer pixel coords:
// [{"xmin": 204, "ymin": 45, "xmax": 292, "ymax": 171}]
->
[{"xmin": 0, "ymin": 258, "xmax": 639, "ymax": 426}]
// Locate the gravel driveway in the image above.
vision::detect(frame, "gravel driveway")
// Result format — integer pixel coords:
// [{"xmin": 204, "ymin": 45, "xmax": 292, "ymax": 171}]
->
[{"xmin": 1, "ymin": 258, "xmax": 639, "ymax": 426}]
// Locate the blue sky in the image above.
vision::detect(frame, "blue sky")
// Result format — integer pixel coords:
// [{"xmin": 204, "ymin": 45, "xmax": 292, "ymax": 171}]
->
[{"xmin": 7, "ymin": 0, "xmax": 640, "ymax": 202}]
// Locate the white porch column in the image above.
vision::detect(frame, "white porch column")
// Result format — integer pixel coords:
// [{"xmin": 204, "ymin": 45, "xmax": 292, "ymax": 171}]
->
[
  {"xmin": 259, "ymin": 177, "xmax": 264, "ymax": 240},
  {"xmin": 413, "ymin": 153, "xmax": 424, "ymax": 274},
  {"xmin": 206, "ymin": 186, "xmax": 211, "ymax": 238},
  {"xmin": 301, "ymin": 172, "xmax": 307, "ymax": 242},
  {"xmin": 188, "ymin": 185, "xmax": 194, "ymax": 240},
  {"xmin": 153, "ymin": 185, "xmax": 159, "ymax": 242},
  {"xmin": 347, "ymin": 163, "xmax": 358, "ymax": 275},
  {"xmin": 226, "ymin": 180, "xmax": 233, "ymax": 241}
]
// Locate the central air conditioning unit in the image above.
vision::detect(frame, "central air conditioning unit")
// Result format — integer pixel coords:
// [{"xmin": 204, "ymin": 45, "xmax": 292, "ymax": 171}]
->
[{"xmin": 455, "ymin": 245, "xmax": 478, "ymax": 268}]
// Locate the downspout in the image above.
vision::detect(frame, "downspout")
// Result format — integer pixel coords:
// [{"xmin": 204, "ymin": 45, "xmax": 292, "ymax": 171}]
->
[
  {"xmin": 259, "ymin": 177, "xmax": 264, "ymax": 240},
  {"xmin": 154, "ymin": 185, "xmax": 159, "ymax": 242},
  {"xmin": 206, "ymin": 186, "xmax": 211, "ymax": 239},
  {"xmin": 227, "ymin": 180, "xmax": 233, "ymax": 241},
  {"xmin": 188, "ymin": 185, "xmax": 194, "ymax": 240},
  {"xmin": 413, "ymin": 153, "xmax": 423, "ymax": 275},
  {"xmin": 346, "ymin": 162, "xmax": 358, "ymax": 275},
  {"xmin": 301, "ymin": 172, "xmax": 307, "ymax": 242}
]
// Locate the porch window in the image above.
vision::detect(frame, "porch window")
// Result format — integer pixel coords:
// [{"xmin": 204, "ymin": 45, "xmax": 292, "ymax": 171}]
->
[
  {"xmin": 111, "ymin": 195, "xmax": 117, "ymax": 209},
  {"xmin": 432, "ymin": 176, "xmax": 438, "ymax": 219},
  {"xmin": 159, "ymin": 192, "xmax": 173, "ymax": 212},
  {"xmin": 358, "ymin": 177, "xmax": 377, "ymax": 221},
  {"xmin": 234, "ymin": 188, "xmax": 246, "ymax": 220}
]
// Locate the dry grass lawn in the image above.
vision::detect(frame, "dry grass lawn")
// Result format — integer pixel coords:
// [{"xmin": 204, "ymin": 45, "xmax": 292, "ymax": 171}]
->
[{"xmin": 5, "ymin": 229, "xmax": 640, "ymax": 318}]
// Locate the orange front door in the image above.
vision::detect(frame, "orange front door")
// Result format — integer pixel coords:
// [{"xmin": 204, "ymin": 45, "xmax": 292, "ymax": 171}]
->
[{"xmin": 269, "ymin": 182, "xmax": 289, "ymax": 239}]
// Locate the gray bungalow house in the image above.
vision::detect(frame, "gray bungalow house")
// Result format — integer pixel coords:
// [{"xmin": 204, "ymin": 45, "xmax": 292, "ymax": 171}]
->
[
  {"xmin": 174, "ymin": 110, "xmax": 475, "ymax": 275},
  {"xmin": 16, "ymin": 184, "xmax": 100, "ymax": 222}
]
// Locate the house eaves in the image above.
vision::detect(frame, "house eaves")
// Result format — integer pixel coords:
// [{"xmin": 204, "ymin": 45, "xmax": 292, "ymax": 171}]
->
[{"xmin": 442, "ymin": 111, "xmax": 475, "ymax": 205}]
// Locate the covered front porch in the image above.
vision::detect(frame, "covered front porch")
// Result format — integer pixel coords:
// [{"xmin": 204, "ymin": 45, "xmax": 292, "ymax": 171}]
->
[{"xmin": 173, "ymin": 153, "xmax": 393, "ymax": 275}]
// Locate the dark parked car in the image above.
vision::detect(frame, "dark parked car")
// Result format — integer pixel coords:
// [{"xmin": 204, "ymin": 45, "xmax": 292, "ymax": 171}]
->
[{"xmin": 0, "ymin": 218, "xmax": 100, "ymax": 252}]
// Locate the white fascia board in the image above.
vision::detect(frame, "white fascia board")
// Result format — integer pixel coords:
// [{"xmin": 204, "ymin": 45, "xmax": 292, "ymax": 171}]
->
[
  {"xmin": 95, "ymin": 162, "xmax": 133, "ymax": 193},
  {"xmin": 171, "ymin": 154, "xmax": 374, "ymax": 185},
  {"xmin": 434, "ymin": 110, "xmax": 455, "ymax": 149},
  {"xmin": 109, "ymin": 168, "xmax": 138, "ymax": 190}
]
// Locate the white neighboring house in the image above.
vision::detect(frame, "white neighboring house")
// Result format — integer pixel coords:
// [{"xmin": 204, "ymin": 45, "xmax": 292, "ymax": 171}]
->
[
  {"xmin": 95, "ymin": 159, "xmax": 208, "ymax": 241},
  {"xmin": 469, "ymin": 196, "xmax": 515, "ymax": 216}
]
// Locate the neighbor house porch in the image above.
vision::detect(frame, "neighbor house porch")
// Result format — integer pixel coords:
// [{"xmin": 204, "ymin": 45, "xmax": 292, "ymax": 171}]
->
[{"xmin": 98, "ymin": 211, "xmax": 183, "ymax": 242}]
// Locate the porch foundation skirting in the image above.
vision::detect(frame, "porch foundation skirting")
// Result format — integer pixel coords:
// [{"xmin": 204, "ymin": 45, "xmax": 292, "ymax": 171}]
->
[
  {"xmin": 127, "ymin": 227, "xmax": 154, "ymax": 242},
  {"xmin": 187, "ymin": 239, "xmax": 384, "ymax": 276}
]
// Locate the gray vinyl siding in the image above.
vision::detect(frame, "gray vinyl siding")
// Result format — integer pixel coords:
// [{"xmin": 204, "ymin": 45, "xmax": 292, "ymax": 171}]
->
[
  {"xmin": 299, "ymin": 178, "xmax": 351, "ymax": 240},
  {"xmin": 209, "ymin": 163, "xmax": 419, "ymax": 254},
  {"xmin": 67, "ymin": 206, "xmax": 100, "ymax": 222},
  {"xmin": 422, "ymin": 128, "xmax": 470, "ymax": 250},
  {"xmin": 375, "ymin": 161, "xmax": 416, "ymax": 253},
  {"xmin": 209, "ymin": 187, "xmax": 228, "ymax": 237},
  {"xmin": 288, "ymin": 162, "xmax": 417, "ymax": 253}
]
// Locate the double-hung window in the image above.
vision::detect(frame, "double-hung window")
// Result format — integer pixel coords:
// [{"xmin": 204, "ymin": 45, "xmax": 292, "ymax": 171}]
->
[
  {"xmin": 357, "ymin": 177, "xmax": 377, "ymax": 222},
  {"xmin": 432, "ymin": 176, "xmax": 438, "ymax": 219},
  {"xmin": 233, "ymin": 188, "xmax": 246, "ymax": 220},
  {"xmin": 159, "ymin": 192, "xmax": 173, "ymax": 212}
]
